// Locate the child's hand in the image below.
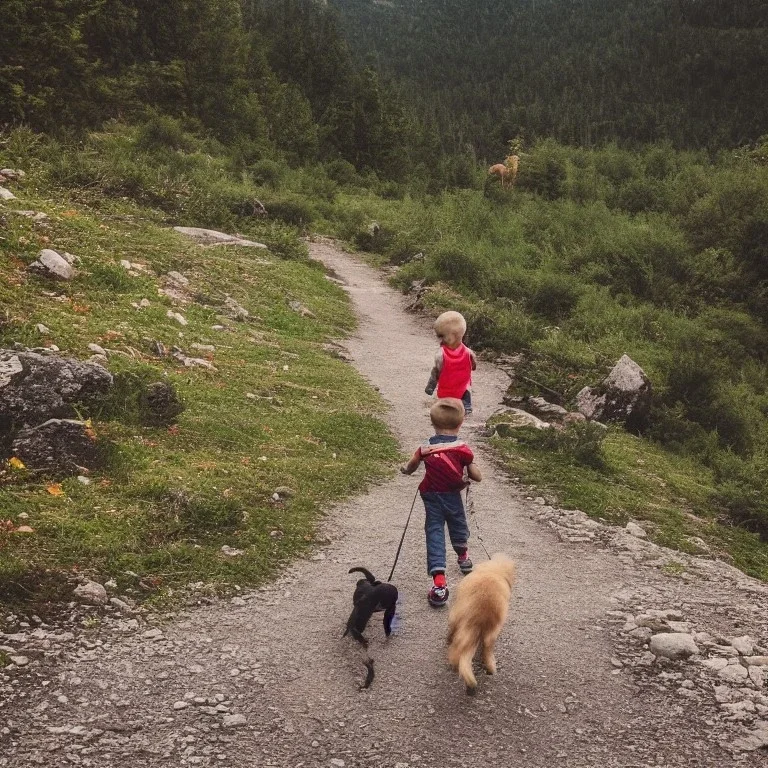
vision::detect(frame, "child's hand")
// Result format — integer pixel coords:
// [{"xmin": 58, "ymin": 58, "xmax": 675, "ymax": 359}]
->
[
  {"xmin": 424, "ymin": 385, "xmax": 435, "ymax": 395},
  {"xmin": 400, "ymin": 465, "xmax": 409, "ymax": 475}
]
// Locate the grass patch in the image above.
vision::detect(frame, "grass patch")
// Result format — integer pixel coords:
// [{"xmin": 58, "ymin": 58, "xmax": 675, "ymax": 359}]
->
[
  {"xmin": 492, "ymin": 428, "xmax": 768, "ymax": 581},
  {"xmin": 0, "ymin": 178, "xmax": 398, "ymax": 613}
]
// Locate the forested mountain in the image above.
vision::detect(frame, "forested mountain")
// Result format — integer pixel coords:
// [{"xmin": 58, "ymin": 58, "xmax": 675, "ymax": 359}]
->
[
  {"xmin": 0, "ymin": 0, "xmax": 430, "ymax": 178},
  {"xmin": 331, "ymin": 0, "xmax": 768, "ymax": 156}
]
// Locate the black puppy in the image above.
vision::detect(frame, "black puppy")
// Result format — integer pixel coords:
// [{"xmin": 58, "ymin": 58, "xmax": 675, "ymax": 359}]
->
[{"xmin": 343, "ymin": 567, "xmax": 398, "ymax": 648}]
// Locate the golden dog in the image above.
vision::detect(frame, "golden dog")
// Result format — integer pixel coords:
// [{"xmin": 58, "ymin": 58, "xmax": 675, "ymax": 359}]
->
[{"xmin": 446, "ymin": 553, "xmax": 516, "ymax": 694}]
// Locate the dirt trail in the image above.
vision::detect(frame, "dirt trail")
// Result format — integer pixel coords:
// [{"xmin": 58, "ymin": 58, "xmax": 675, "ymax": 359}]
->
[{"xmin": 2, "ymin": 241, "xmax": 766, "ymax": 767}]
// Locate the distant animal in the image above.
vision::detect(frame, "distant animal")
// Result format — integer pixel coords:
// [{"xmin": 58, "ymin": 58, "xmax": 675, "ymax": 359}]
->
[
  {"xmin": 504, "ymin": 154, "xmax": 520, "ymax": 185},
  {"xmin": 488, "ymin": 155, "xmax": 520, "ymax": 188},
  {"xmin": 343, "ymin": 567, "xmax": 398, "ymax": 648},
  {"xmin": 488, "ymin": 163, "xmax": 510, "ymax": 188},
  {"xmin": 446, "ymin": 553, "xmax": 516, "ymax": 694}
]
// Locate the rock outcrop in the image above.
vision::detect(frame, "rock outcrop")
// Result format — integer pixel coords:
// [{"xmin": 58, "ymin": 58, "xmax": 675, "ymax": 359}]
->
[{"xmin": 576, "ymin": 354, "xmax": 652, "ymax": 431}]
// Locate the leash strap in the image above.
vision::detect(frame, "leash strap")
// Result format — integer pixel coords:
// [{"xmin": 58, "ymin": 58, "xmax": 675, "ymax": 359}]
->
[
  {"xmin": 466, "ymin": 485, "xmax": 491, "ymax": 560},
  {"xmin": 388, "ymin": 489, "xmax": 419, "ymax": 582}
]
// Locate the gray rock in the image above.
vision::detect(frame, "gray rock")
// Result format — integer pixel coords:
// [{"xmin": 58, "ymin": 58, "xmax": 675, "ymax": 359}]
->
[
  {"xmin": 288, "ymin": 300, "xmax": 316, "ymax": 318},
  {"xmin": 491, "ymin": 409, "xmax": 550, "ymax": 434},
  {"xmin": 173, "ymin": 227, "xmax": 267, "ymax": 249},
  {"xmin": 649, "ymin": 632, "xmax": 699, "ymax": 660},
  {"xmin": 0, "ymin": 169, "xmax": 25, "ymax": 180},
  {"xmin": 29, "ymin": 249, "xmax": 76, "ymax": 280},
  {"xmin": 139, "ymin": 381, "xmax": 184, "ymax": 426},
  {"xmin": 12, "ymin": 418, "xmax": 102, "ymax": 475},
  {"xmin": 700, "ymin": 657, "xmax": 729, "ymax": 672},
  {"xmin": 87, "ymin": 343, "xmax": 107, "ymax": 356},
  {"xmin": 109, "ymin": 597, "xmax": 132, "ymax": 615},
  {"xmin": 745, "ymin": 656, "xmax": 768, "ymax": 666},
  {"xmin": 36, "ymin": 324, "xmax": 51, "ymax": 335},
  {"xmin": 730, "ymin": 635, "xmax": 755, "ymax": 656},
  {"xmin": 0, "ymin": 350, "xmax": 112, "ymax": 428},
  {"xmin": 223, "ymin": 296, "xmax": 250, "ymax": 321},
  {"xmin": 576, "ymin": 354, "xmax": 651, "ymax": 431},
  {"xmin": 166, "ymin": 310, "xmax": 187, "ymax": 326},
  {"xmin": 625, "ymin": 521, "xmax": 647, "ymax": 539},
  {"xmin": 0, "ymin": 186, "xmax": 16, "ymax": 201},
  {"xmin": 222, "ymin": 714, "xmax": 247, "ymax": 727},
  {"xmin": 166, "ymin": 271, "xmax": 189, "ymax": 287},
  {"xmin": 73, "ymin": 580, "xmax": 108, "ymax": 606},
  {"xmin": 718, "ymin": 665, "xmax": 749, "ymax": 684},
  {"xmin": 729, "ymin": 722, "xmax": 768, "ymax": 752},
  {"xmin": 10, "ymin": 655, "xmax": 29, "ymax": 666}
]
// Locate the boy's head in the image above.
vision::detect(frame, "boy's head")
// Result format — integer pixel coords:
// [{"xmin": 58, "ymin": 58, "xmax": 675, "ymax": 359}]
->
[
  {"xmin": 434, "ymin": 311, "xmax": 467, "ymax": 349},
  {"xmin": 430, "ymin": 398, "xmax": 465, "ymax": 432}
]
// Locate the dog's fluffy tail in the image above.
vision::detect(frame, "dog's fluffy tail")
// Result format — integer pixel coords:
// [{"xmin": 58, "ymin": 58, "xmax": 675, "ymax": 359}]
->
[{"xmin": 447, "ymin": 624, "xmax": 480, "ymax": 691}]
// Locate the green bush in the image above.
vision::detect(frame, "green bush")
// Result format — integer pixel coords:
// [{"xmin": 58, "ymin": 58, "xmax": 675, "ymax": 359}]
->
[
  {"xmin": 513, "ymin": 422, "xmax": 608, "ymax": 469},
  {"xmin": 525, "ymin": 272, "xmax": 583, "ymax": 322},
  {"xmin": 264, "ymin": 197, "xmax": 316, "ymax": 228},
  {"xmin": 136, "ymin": 114, "xmax": 196, "ymax": 153},
  {"xmin": 251, "ymin": 159, "xmax": 284, "ymax": 187}
]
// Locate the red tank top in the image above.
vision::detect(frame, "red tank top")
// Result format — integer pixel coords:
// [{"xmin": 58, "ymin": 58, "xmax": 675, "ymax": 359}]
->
[{"xmin": 437, "ymin": 344, "xmax": 472, "ymax": 399}]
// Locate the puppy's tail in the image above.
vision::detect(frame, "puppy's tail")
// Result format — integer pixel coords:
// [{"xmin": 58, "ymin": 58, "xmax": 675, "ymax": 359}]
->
[
  {"xmin": 349, "ymin": 567, "xmax": 378, "ymax": 584},
  {"xmin": 447, "ymin": 624, "xmax": 479, "ymax": 692}
]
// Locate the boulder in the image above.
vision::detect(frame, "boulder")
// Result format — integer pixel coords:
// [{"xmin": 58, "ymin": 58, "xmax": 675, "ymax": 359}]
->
[
  {"xmin": 173, "ymin": 227, "xmax": 267, "ymax": 249},
  {"xmin": 576, "ymin": 354, "xmax": 651, "ymax": 431},
  {"xmin": 0, "ymin": 350, "xmax": 113, "ymax": 431},
  {"xmin": 29, "ymin": 249, "xmax": 77, "ymax": 280},
  {"xmin": 649, "ymin": 632, "xmax": 699, "ymax": 660},
  {"xmin": 491, "ymin": 409, "xmax": 550, "ymax": 434},
  {"xmin": 0, "ymin": 186, "xmax": 16, "ymax": 201},
  {"xmin": 12, "ymin": 418, "xmax": 101, "ymax": 475}
]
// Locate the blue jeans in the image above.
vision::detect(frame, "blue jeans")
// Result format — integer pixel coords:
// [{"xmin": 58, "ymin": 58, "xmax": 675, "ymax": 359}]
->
[
  {"xmin": 422, "ymin": 492, "xmax": 470, "ymax": 575},
  {"xmin": 461, "ymin": 390, "xmax": 472, "ymax": 414}
]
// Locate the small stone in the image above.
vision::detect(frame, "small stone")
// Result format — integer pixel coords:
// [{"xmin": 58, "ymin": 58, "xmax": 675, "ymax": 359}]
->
[
  {"xmin": 330, "ymin": 760, "xmax": 345, "ymax": 767},
  {"xmin": 140, "ymin": 298, "xmax": 151, "ymax": 308},
  {"xmin": 143, "ymin": 628, "xmax": 163, "ymax": 639},
  {"xmin": 10, "ymin": 655, "xmax": 29, "ymax": 666},
  {"xmin": 109, "ymin": 597, "xmax": 132, "ymax": 615},
  {"xmin": 167, "ymin": 311, "xmax": 188, "ymax": 326},
  {"xmin": 718, "ymin": 665, "xmax": 749, "ymax": 684},
  {"xmin": 222, "ymin": 714, "xmax": 247, "ymax": 728},
  {"xmin": 73, "ymin": 580, "xmax": 108, "ymax": 606},
  {"xmin": 221, "ymin": 545, "xmax": 244, "ymax": 557},
  {"xmin": 88, "ymin": 343, "xmax": 107, "ymax": 356},
  {"xmin": 700, "ymin": 658, "xmax": 729, "ymax": 672},
  {"xmin": 610, "ymin": 657, "xmax": 624, "ymax": 668},
  {"xmin": 625, "ymin": 521, "xmax": 647, "ymax": 538},
  {"xmin": 120, "ymin": 260, "xmax": 132, "ymax": 270},
  {"xmin": 173, "ymin": 701, "xmax": 190, "ymax": 710},
  {"xmin": 77, "ymin": 475, "xmax": 91, "ymax": 485},
  {"xmin": 748, "ymin": 666, "xmax": 764, "ymax": 688},
  {"xmin": 649, "ymin": 633, "xmax": 699, "ymax": 660},
  {"xmin": 745, "ymin": 656, "xmax": 768, "ymax": 666},
  {"xmin": 167, "ymin": 271, "xmax": 189, "ymax": 287},
  {"xmin": 30, "ymin": 249, "xmax": 76, "ymax": 280},
  {"xmin": 36, "ymin": 323, "xmax": 51, "ymax": 335},
  {"xmin": 0, "ymin": 186, "xmax": 17, "ymax": 200},
  {"xmin": 714, "ymin": 685, "xmax": 734, "ymax": 704},
  {"xmin": 730, "ymin": 636, "xmax": 755, "ymax": 656}
]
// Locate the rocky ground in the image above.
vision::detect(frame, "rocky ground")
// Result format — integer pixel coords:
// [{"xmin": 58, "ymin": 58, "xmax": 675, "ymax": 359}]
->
[{"xmin": 1, "ymin": 240, "xmax": 767, "ymax": 767}]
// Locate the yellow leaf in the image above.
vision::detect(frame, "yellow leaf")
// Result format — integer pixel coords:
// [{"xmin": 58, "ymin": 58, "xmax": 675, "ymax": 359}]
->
[
  {"xmin": 8, "ymin": 457, "xmax": 26, "ymax": 470},
  {"xmin": 46, "ymin": 483, "xmax": 65, "ymax": 497}
]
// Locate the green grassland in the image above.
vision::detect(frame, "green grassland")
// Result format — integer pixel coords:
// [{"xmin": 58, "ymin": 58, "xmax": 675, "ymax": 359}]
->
[{"xmin": 0, "ymin": 167, "xmax": 398, "ymax": 611}]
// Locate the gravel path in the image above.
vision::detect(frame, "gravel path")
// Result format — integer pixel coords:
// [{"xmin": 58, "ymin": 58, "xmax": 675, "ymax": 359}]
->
[{"xmin": 2, "ymin": 241, "xmax": 767, "ymax": 767}]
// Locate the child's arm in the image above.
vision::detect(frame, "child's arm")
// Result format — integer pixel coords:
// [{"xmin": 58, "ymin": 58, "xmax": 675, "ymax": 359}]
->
[
  {"xmin": 425, "ymin": 350, "xmax": 443, "ymax": 395},
  {"xmin": 466, "ymin": 462, "xmax": 482, "ymax": 482},
  {"xmin": 400, "ymin": 448, "xmax": 422, "ymax": 475},
  {"xmin": 469, "ymin": 347, "xmax": 477, "ymax": 371}
]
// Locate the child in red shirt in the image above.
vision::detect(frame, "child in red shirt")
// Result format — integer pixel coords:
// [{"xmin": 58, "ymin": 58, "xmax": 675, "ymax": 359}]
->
[
  {"xmin": 401, "ymin": 398, "xmax": 482, "ymax": 606},
  {"xmin": 425, "ymin": 311, "xmax": 477, "ymax": 415}
]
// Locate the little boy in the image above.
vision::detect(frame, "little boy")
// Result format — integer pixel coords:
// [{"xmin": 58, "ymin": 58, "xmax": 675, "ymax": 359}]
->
[
  {"xmin": 401, "ymin": 398, "xmax": 482, "ymax": 606},
  {"xmin": 425, "ymin": 310, "xmax": 477, "ymax": 415}
]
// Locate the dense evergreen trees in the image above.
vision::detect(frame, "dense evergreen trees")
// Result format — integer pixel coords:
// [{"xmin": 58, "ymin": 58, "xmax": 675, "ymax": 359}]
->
[
  {"xmin": 331, "ymin": 0, "xmax": 768, "ymax": 156},
  {"xmin": 0, "ymin": 0, "xmax": 425, "ymax": 177}
]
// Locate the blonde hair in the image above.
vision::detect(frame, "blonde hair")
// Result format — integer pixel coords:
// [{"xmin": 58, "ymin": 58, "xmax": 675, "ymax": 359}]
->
[
  {"xmin": 434, "ymin": 311, "xmax": 467, "ymax": 348},
  {"xmin": 430, "ymin": 398, "xmax": 465, "ymax": 430}
]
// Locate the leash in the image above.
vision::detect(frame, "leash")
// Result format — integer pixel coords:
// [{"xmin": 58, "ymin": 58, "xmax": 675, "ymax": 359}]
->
[
  {"xmin": 466, "ymin": 485, "xmax": 492, "ymax": 560},
  {"xmin": 388, "ymin": 489, "xmax": 420, "ymax": 582}
]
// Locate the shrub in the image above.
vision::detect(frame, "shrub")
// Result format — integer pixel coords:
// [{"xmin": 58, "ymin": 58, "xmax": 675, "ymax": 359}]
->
[
  {"xmin": 264, "ymin": 197, "xmax": 315, "ymax": 228},
  {"xmin": 324, "ymin": 158, "xmax": 359, "ymax": 186},
  {"xmin": 251, "ymin": 159, "xmax": 284, "ymax": 187},
  {"xmin": 525, "ymin": 272, "xmax": 583, "ymax": 322},
  {"xmin": 513, "ymin": 421, "xmax": 608, "ymax": 469},
  {"xmin": 136, "ymin": 114, "xmax": 196, "ymax": 153}
]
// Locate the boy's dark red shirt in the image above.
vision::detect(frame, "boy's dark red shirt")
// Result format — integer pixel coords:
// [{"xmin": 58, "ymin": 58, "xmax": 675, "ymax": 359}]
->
[{"xmin": 412, "ymin": 436, "xmax": 474, "ymax": 493}]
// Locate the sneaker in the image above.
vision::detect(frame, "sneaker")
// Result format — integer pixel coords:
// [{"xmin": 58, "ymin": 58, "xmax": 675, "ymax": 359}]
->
[
  {"xmin": 457, "ymin": 553, "xmax": 473, "ymax": 574},
  {"xmin": 428, "ymin": 584, "xmax": 449, "ymax": 607}
]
